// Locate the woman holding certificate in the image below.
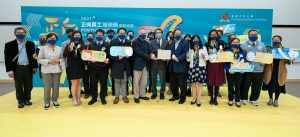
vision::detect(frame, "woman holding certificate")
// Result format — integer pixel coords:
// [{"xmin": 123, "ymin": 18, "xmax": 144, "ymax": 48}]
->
[{"xmin": 186, "ymin": 34, "xmax": 208, "ymax": 107}]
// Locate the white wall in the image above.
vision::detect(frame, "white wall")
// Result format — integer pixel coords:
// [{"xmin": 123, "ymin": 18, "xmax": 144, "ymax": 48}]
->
[{"xmin": 1, "ymin": 0, "xmax": 300, "ymax": 79}]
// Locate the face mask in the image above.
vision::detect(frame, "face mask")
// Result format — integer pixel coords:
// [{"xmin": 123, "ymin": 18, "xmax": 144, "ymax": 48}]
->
[
  {"xmin": 74, "ymin": 37, "xmax": 81, "ymax": 41},
  {"xmin": 155, "ymin": 33, "xmax": 162, "ymax": 39},
  {"xmin": 108, "ymin": 35, "xmax": 114, "ymax": 39},
  {"xmin": 169, "ymin": 35, "xmax": 173, "ymax": 40},
  {"xmin": 118, "ymin": 34, "xmax": 126, "ymax": 40},
  {"xmin": 87, "ymin": 38, "xmax": 94, "ymax": 42},
  {"xmin": 231, "ymin": 44, "xmax": 239, "ymax": 48},
  {"xmin": 193, "ymin": 40, "xmax": 199, "ymax": 45},
  {"xmin": 211, "ymin": 36, "xmax": 218, "ymax": 41},
  {"xmin": 39, "ymin": 39, "xmax": 46, "ymax": 44},
  {"xmin": 217, "ymin": 35, "xmax": 222, "ymax": 41},
  {"xmin": 16, "ymin": 34, "xmax": 26, "ymax": 39},
  {"xmin": 174, "ymin": 35, "xmax": 181, "ymax": 41},
  {"xmin": 139, "ymin": 34, "xmax": 146, "ymax": 40},
  {"xmin": 48, "ymin": 39, "xmax": 57, "ymax": 45},
  {"xmin": 148, "ymin": 36, "xmax": 154, "ymax": 41},
  {"xmin": 128, "ymin": 34, "xmax": 134, "ymax": 40},
  {"xmin": 249, "ymin": 35, "xmax": 258, "ymax": 42},
  {"xmin": 96, "ymin": 36, "xmax": 103, "ymax": 41},
  {"xmin": 186, "ymin": 39, "xmax": 191, "ymax": 42},
  {"xmin": 272, "ymin": 41, "xmax": 280, "ymax": 46}
]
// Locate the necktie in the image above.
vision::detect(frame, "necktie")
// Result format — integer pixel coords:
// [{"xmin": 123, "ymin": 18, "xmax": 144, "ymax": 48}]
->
[
  {"xmin": 252, "ymin": 42, "xmax": 255, "ymax": 47},
  {"xmin": 158, "ymin": 40, "xmax": 161, "ymax": 48}
]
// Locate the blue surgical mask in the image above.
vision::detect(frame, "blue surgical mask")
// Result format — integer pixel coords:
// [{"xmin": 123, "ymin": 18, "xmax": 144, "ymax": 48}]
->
[
  {"xmin": 16, "ymin": 34, "xmax": 26, "ymax": 39},
  {"xmin": 272, "ymin": 41, "xmax": 280, "ymax": 46},
  {"xmin": 217, "ymin": 35, "xmax": 222, "ymax": 41},
  {"xmin": 249, "ymin": 35, "xmax": 258, "ymax": 42},
  {"xmin": 87, "ymin": 38, "xmax": 94, "ymax": 42},
  {"xmin": 48, "ymin": 39, "xmax": 57, "ymax": 45},
  {"xmin": 108, "ymin": 35, "xmax": 114, "ymax": 39},
  {"xmin": 169, "ymin": 35, "xmax": 173, "ymax": 40},
  {"xmin": 96, "ymin": 36, "xmax": 103, "ymax": 41},
  {"xmin": 119, "ymin": 34, "xmax": 126, "ymax": 40},
  {"xmin": 149, "ymin": 37, "xmax": 154, "ymax": 41},
  {"xmin": 74, "ymin": 37, "xmax": 81, "ymax": 41},
  {"xmin": 174, "ymin": 35, "xmax": 181, "ymax": 41},
  {"xmin": 211, "ymin": 36, "xmax": 218, "ymax": 41},
  {"xmin": 128, "ymin": 34, "xmax": 134, "ymax": 40},
  {"xmin": 231, "ymin": 44, "xmax": 239, "ymax": 48},
  {"xmin": 193, "ymin": 40, "xmax": 199, "ymax": 45},
  {"xmin": 139, "ymin": 34, "xmax": 146, "ymax": 40},
  {"xmin": 39, "ymin": 39, "xmax": 46, "ymax": 44}
]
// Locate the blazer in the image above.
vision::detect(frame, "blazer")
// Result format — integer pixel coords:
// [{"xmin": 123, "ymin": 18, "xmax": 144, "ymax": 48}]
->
[
  {"xmin": 4, "ymin": 39, "xmax": 38, "ymax": 74},
  {"xmin": 132, "ymin": 38, "xmax": 151, "ymax": 71},
  {"xmin": 88, "ymin": 41, "xmax": 110, "ymax": 69},
  {"xmin": 109, "ymin": 38, "xmax": 132, "ymax": 79},
  {"xmin": 168, "ymin": 39, "xmax": 189, "ymax": 73}
]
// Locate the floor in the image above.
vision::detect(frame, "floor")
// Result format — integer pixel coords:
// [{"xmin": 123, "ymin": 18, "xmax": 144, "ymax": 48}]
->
[{"xmin": 0, "ymin": 86, "xmax": 299, "ymax": 137}]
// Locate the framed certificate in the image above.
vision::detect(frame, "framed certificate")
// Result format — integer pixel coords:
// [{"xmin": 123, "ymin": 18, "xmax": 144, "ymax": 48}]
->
[{"xmin": 157, "ymin": 50, "xmax": 171, "ymax": 60}]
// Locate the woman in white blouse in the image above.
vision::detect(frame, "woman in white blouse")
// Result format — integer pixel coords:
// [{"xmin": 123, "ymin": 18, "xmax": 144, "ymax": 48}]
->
[
  {"xmin": 186, "ymin": 34, "xmax": 209, "ymax": 107},
  {"xmin": 38, "ymin": 33, "xmax": 65, "ymax": 110}
]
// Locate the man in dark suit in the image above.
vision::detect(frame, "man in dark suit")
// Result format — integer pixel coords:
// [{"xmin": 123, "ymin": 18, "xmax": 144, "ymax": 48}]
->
[
  {"xmin": 168, "ymin": 29, "xmax": 189, "ymax": 104},
  {"xmin": 87, "ymin": 29, "xmax": 110, "ymax": 105},
  {"xmin": 4, "ymin": 27, "xmax": 38, "ymax": 108},
  {"xmin": 109, "ymin": 28, "xmax": 132, "ymax": 104},
  {"xmin": 149, "ymin": 28, "xmax": 169, "ymax": 100}
]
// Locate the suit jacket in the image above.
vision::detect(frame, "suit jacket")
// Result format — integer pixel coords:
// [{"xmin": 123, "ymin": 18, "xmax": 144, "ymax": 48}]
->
[
  {"xmin": 168, "ymin": 39, "xmax": 189, "ymax": 73},
  {"xmin": 150, "ymin": 38, "xmax": 169, "ymax": 69},
  {"xmin": 132, "ymin": 38, "xmax": 151, "ymax": 71},
  {"xmin": 4, "ymin": 39, "xmax": 38, "ymax": 74},
  {"xmin": 109, "ymin": 38, "xmax": 132, "ymax": 79},
  {"xmin": 88, "ymin": 41, "xmax": 110, "ymax": 69}
]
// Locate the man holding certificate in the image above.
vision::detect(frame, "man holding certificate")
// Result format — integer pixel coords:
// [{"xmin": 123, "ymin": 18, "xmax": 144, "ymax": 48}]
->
[{"xmin": 149, "ymin": 28, "xmax": 170, "ymax": 100}]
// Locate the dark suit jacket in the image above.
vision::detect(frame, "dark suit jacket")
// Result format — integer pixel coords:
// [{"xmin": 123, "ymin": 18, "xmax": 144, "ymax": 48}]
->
[
  {"xmin": 88, "ymin": 41, "xmax": 110, "ymax": 69},
  {"xmin": 4, "ymin": 39, "xmax": 38, "ymax": 74},
  {"xmin": 149, "ymin": 38, "xmax": 169, "ymax": 69},
  {"xmin": 168, "ymin": 39, "xmax": 189, "ymax": 73},
  {"xmin": 109, "ymin": 38, "xmax": 132, "ymax": 79},
  {"xmin": 132, "ymin": 38, "xmax": 151, "ymax": 71}
]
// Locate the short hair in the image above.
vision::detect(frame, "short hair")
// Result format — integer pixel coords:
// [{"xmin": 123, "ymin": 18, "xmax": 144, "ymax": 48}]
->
[
  {"xmin": 127, "ymin": 30, "xmax": 134, "ymax": 35},
  {"xmin": 248, "ymin": 29, "xmax": 258, "ymax": 35},
  {"xmin": 173, "ymin": 29, "xmax": 182, "ymax": 34},
  {"xmin": 39, "ymin": 33, "xmax": 47, "ymax": 38},
  {"xmin": 86, "ymin": 32, "xmax": 94, "ymax": 37},
  {"xmin": 117, "ymin": 28, "xmax": 127, "ymax": 33},
  {"xmin": 46, "ymin": 33, "xmax": 58, "ymax": 40},
  {"xmin": 217, "ymin": 30, "xmax": 224, "ymax": 35},
  {"xmin": 230, "ymin": 37, "xmax": 240, "ymax": 44},
  {"xmin": 147, "ymin": 32, "xmax": 154, "ymax": 38},
  {"xmin": 66, "ymin": 28, "xmax": 74, "ymax": 34},
  {"xmin": 272, "ymin": 35, "xmax": 282, "ymax": 41},
  {"xmin": 95, "ymin": 29, "xmax": 105, "ymax": 35},
  {"xmin": 154, "ymin": 28, "xmax": 163, "ymax": 34},
  {"xmin": 14, "ymin": 27, "xmax": 26, "ymax": 34},
  {"xmin": 106, "ymin": 29, "xmax": 115, "ymax": 34}
]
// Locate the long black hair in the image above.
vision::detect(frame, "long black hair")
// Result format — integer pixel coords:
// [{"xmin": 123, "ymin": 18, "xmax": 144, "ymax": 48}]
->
[{"xmin": 190, "ymin": 34, "xmax": 203, "ymax": 50}]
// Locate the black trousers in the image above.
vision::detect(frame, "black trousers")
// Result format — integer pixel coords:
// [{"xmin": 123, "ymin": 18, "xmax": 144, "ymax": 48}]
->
[
  {"xmin": 207, "ymin": 86, "xmax": 219, "ymax": 99},
  {"xmin": 14, "ymin": 65, "xmax": 33, "ymax": 104},
  {"xmin": 226, "ymin": 72, "xmax": 243, "ymax": 102},
  {"xmin": 66, "ymin": 68, "xmax": 72, "ymax": 94},
  {"xmin": 83, "ymin": 69, "xmax": 90, "ymax": 95},
  {"xmin": 170, "ymin": 72, "xmax": 187, "ymax": 101},
  {"xmin": 241, "ymin": 72, "xmax": 263, "ymax": 101},
  {"xmin": 90, "ymin": 68, "xmax": 108, "ymax": 101}
]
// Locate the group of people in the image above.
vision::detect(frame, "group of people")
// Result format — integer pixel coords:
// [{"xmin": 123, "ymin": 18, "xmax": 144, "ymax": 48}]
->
[{"xmin": 4, "ymin": 26, "xmax": 291, "ymax": 110}]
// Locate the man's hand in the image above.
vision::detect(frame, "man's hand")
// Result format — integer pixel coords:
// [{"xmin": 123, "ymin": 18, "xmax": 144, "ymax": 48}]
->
[
  {"xmin": 172, "ymin": 55, "xmax": 178, "ymax": 62},
  {"xmin": 150, "ymin": 54, "xmax": 157, "ymax": 60},
  {"xmin": 8, "ymin": 73, "xmax": 14, "ymax": 78},
  {"xmin": 104, "ymin": 59, "xmax": 109, "ymax": 64}
]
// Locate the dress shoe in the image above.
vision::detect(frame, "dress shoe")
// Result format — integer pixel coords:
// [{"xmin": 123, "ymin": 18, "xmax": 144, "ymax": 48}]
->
[
  {"xmin": 190, "ymin": 98, "xmax": 197, "ymax": 105},
  {"xmin": 25, "ymin": 101, "xmax": 32, "ymax": 106},
  {"xmin": 84, "ymin": 94, "xmax": 90, "ymax": 99},
  {"xmin": 179, "ymin": 100, "xmax": 185, "ymax": 104},
  {"xmin": 18, "ymin": 103, "xmax": 25, "ymax": 108},
  {"xmin": 139, "ymin": 96, "xmax": 149, "ymax": 100},
  {"xmin": 134, "ymin": 98, "xmax": 140, "ymax": 103},
  {"xmin": 160, "ymin": 94, "xmax": 165, "ymax": 100},
  {"xmin": 101, "ymin": 99, "xmax": 107, "ymax": 105},
  {"xmin": 151, "ymin": 94, "xmax": 157, "ymax": 99},
  {"xmin": 123, "ymin": 96, "xmax": 129, "ymax": 103},
  {"xmin": 169, "ymin": 98, "xmax": 179, "ymax": 101},
  {"xmin": 113, "ymin": 97, "xmax": 119, "ymax": 104}
]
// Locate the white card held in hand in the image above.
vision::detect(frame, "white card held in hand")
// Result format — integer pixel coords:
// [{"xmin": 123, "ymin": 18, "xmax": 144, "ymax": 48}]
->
[{"xmin": 157, "ymin": 49, "xmax": 171, "ymax": 60}]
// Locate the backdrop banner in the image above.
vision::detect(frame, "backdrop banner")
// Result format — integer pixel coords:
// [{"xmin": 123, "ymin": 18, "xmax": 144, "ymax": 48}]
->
[{"xmin": 21, "ymin": 6, "xmax": 273, "ymax": 87}]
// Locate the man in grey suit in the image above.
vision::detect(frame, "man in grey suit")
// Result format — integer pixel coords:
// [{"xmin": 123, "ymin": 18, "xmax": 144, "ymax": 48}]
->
[{"xmin": 149, "ymin": 28, "xmax": 170, "ymax": 100}]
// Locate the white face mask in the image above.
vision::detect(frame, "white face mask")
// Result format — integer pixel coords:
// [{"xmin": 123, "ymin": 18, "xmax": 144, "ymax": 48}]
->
[{"xmin": 155, "ymin": 33, "xmax": 162, "ymax": 39}]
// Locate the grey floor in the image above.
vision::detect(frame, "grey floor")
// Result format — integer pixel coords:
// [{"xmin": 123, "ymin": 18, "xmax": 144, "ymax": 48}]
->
[{"xmin": 0, "ymin": 82, "xmax": 299, "ymax": 98}]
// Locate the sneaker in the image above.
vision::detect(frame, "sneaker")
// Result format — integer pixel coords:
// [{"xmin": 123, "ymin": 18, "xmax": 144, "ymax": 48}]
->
[
  {"xmin": 251, "ymin": 101, "xmax": 259, "ymax": 106},
  {"xmin": 53, "ymin": 102, "xmax": 60, "ymax": 108},
  {"xmin": 236, "ymin": 102, "xmax": 241, "ymax": 107},
  {"xmin": 273, "ymin": 99, "xmax": 279, "ymax": 107},
  {"xmin": 44, "ymin": 104, "xmax": 50, "ymax": 110},
  {"xmin": 267, "ymin": 98, "xmax": 273, "ymax": 106},
  {"xmin": 242, "ymin": 100, "xmax": 247, "ymax": 105},
  {"xmin": 228, "ymin": 101, "xmax": 233, "ymax": 106}
]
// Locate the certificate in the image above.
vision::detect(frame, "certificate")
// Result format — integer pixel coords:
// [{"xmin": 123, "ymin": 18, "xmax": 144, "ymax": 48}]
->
[{"xmin": 157, "ymin": 50, "xmax": 171, "ymax": 60}]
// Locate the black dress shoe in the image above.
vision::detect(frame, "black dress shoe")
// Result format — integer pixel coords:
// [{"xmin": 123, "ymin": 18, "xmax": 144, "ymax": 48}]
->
[
  {"xmin": 179, "ymin": 100, "xmax": 185, "ymax": 104},
  {"xmin": 69, "ymin": 94, "xmax": 73, "ymax": 98},
  {"xmin": 134, "ymin": 98, "xmax": 140, "ymax": 103},
  {"xmin": 84, "ymin": 94, "xmax": 90, "ymax": 99},
  {"xmin": 160, "ymin": 94, "xmax": 165, "ymax": 100},
  {"xmin": 213, "ymin": 99, "xmax": 218, "ymax": 105},
  {"xmin": 88, "ymin": 100, "xmax": 97, "ymax": 105},
  {"xmin": 209, "ymin": 99, "xmax": 214, "ymax": 105},
  {"xmin": 169, "ymin": 98, "xmax": 179, "ymax": 101},
  {"xmin": 190, "ymin": 99, "xmax": 197, "ymax": 105},
  {"xmin": 151, "ymin": 94, "xmax": 157, "ymax": 99},
  {"xmin": 197, "ymin": 103, "xmax": 201, "ymax": 107},
  {"xmin": 18, "ymin": 103, "xmax": 25, "ymax": 108},
  {"xmin": 25, "ymin": 101, "xmax": 32, "ymax": 106},
  {"xmin": 101, "ymin": 99, "xmax": 107, "ymax": 105},
  {"xmin": 139, "ymin": 97, "xmax": 149, "ymax": 100}
]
